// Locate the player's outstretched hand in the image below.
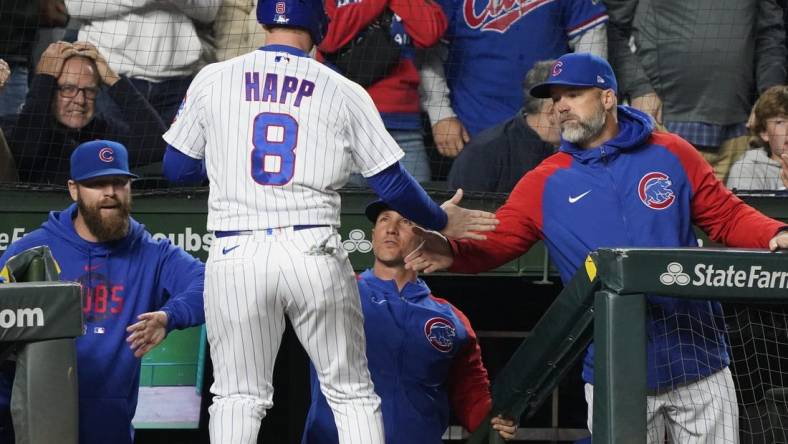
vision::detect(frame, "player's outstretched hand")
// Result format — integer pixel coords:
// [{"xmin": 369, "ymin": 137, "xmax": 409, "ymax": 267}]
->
[
  {"xmin": 769, "ymin": 229, "xmax": 788, "ymax": 252},
  {"xmin": 440, "ymin": 188, "xmax": 499, "ymax": 240},
  {"xmin": 126, "ymin": 311, "xmax": 168, "ymax": 358},
  {"xmin": 491, "ymin": 415, "xmax": 518, "ymax": 440},
  {"xmin": 405, "ymin": 226, "xmax": 453, "ymax": 273}
]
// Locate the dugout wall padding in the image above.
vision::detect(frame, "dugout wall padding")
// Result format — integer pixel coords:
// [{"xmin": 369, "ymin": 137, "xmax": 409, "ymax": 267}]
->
[{"xmin": 0, "ymin": 246, "xmax": 82, "ymax": 444}]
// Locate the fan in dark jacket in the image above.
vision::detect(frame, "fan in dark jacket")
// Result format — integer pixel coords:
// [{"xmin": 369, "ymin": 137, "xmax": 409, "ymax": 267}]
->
[
  {"xmin": 0, "ymin": 0, "xmax": 68, "ymax": 124},
  {"xmin": 448, "ymin": 61, "xmax": 559, "ymax": 193},
  {"xmin": 7, "ymin": 41, "xmax": 166, "ymax": 185}
]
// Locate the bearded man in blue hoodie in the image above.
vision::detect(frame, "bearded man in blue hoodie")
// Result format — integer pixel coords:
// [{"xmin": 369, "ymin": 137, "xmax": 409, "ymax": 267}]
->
[{"xmin": 0, "ymin": 140, "xmax": 205, "ymax": 444}]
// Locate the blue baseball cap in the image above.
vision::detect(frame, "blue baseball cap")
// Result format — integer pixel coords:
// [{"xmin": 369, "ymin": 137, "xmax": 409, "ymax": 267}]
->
[
  {"xmin": 257, "ymin": 0, "xmax": 328, "ymax": 44},
  {"xmin": 70, "ymin": 140, "xmax": 138, "ymax": 182},
  {"xmin": 529, "ymin": 53, "xmax": 617, "ymax": 99}
]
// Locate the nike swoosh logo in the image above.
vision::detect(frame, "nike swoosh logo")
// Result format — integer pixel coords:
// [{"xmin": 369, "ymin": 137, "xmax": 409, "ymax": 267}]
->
[
  {"xmin": 568, "ymin": 190, "xmax": 592, "ymax": 203},
  {"xmin": 222, "ymin": 245, "xmax": 240, "ymax": 255}
]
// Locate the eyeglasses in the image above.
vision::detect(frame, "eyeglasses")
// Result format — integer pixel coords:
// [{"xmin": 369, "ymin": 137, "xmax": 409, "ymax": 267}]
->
[{"xmin": 57, "ymin": 84, "xmax": 99, "ymax": 100}]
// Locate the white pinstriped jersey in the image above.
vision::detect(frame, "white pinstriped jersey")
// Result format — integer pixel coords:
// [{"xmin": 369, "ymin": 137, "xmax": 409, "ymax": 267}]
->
[{"xmin": 163, "ymin": 47, "xmax": 404, "ymax": 231}]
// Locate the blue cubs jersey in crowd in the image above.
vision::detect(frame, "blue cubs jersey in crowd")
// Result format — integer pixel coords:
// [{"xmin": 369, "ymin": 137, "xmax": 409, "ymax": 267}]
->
[
  {"xmin": 302, "ymin": 270, "xmax": 491, "ymax": 443},
  {"xmin": 437, "ymin": 0, "xmax": 608, "ymax": 135},
  {"xmin": 450, "ymin": 107, "xmax": 786, "ymax": 391},
  {"xmin": 0, "ymin": 205, "xmax": 205, "ymax": 444}
]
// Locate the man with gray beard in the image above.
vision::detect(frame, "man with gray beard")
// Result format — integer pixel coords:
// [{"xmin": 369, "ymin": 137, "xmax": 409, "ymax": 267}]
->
[
  {"xmin": 0, "ymin": 139, "xmax": 205, "ymax": 444},
  {"xmin": 405, "ymin": 53, "xmax": 788, "ymax": 443},
  {"xmin": 557, "ymin": 91, "xmax": 607, "ymax": 146}
]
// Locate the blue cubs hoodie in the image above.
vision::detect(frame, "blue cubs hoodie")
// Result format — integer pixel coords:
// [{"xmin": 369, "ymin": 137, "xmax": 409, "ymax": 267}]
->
[
  {"xmin": 301, "ymin": 270, "xmax": 492, "ymax": 443},
  {"xmin": 0, "ymin": 204, "xmax": 205, "ymax": 444},
  {"xmin": 449, "ymin": 106, "xmax": 786, "ymax": 391}
]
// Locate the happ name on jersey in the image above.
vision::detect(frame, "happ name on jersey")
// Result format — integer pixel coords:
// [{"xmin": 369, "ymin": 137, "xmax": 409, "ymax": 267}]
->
[{"xmin": 244, "ymin": 72, "xmax": 315, "ymax": 107}]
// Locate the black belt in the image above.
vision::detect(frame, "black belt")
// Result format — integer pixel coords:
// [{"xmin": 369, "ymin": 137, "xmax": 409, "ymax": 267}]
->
[{"xmin": 214, "ymin": 225, "xmax": 330, "ymax": 238}]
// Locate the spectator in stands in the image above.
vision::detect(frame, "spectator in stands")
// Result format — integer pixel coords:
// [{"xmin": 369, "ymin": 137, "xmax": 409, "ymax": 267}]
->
[
  {"xmin": 302, "ymin": 199, "xmax": 517, "ymax": 443},
  {"xmin": 0, "ymin": 140, "xmax": 205, "ymax": 444},
  {"xmin": 0, "ymin": 61, "xmax": 20, "ymax": 182},
  {"xmin": 319, "ymin": 0, "xmax": 448, "ymax": 182},
  {"xmin": 405, "ymin": 53, "xmax": 788, "ymax": 444},
  {"xmin": 728, "ymin": 85, "xmax": 788, "ymax": 191},
  {"xmin": 7, "ymin": 41, "xmax": 167, "ymax": 185},
  {"xmin": 214, "ymin": 0, "xmax": 267, "ymax": 61},
  {"xmin": 65, "ymin": 0, "xmax": 220, "ymax": 123},
  {"xmin": 605, "ymin": 0, "xmax": 787, "ymax": 182},
  {"xmin": 448, "ymin": 60, "xmax": 559, "ymax": 193},
  {"xmin": 779, "ymin": 0, "xmax": 788, "ymax": 53},
  {"xmin": 0, "ymin": 0, "xmax": 69, "ymax": 127},
  {"xmin": 419, "ymin": 0, "xmax": 607, "ymax": 158}
]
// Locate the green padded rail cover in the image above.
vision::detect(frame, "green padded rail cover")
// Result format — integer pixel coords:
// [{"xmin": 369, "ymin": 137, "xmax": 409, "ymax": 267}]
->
[
  {"xmin": 594, "ymin": 247, "xmax": 788, "ymax": 301},
  {"xmin": 0, "ymin": 245, "xmax": 82, "ymax": 341},
  {"xmin": 0, "ymin": 282, "xmax": 82, "ymax": 341},
  {"xmin": 0, "ymin": 245, "xmax": 81, "ymax": 444},
  {"xmin": 466, "ymin": 255, "xmax": 600, "ymax": 444}
]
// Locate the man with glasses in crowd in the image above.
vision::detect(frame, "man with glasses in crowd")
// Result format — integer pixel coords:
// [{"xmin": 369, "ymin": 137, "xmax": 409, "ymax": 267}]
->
[{"xmin": 7, "ymin": 41, "xmax": 167, "ymax": 184}]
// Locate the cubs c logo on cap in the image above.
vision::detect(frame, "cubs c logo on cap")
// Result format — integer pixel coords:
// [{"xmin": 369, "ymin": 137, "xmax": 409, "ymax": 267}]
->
[
  {"xmin": 275, "ymin": 2, "xmax": 285, "ymax": 14},
  {"xmin": 638, "ymin": 171, "xmax": 675, "ymax": 210},
  {"xmin": 424, "ymin": 317, "xmax": 456, "ymax": 353},
  {"xmin": 98, "ymin": 147, "xmax": 114, "ymax": 163},
  {"xmin": 551, "ymin": 60, "xmax": 563, "ymax": 77}
]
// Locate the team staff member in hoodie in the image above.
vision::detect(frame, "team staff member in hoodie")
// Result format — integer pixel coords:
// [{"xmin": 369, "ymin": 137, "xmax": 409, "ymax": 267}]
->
[
  {"xmin": 405, "ymin": 53, "xmax": 788, "ymax": 443},
  {"xmin": 302, "ymin": 200, "xmax": 516, "ymax": 443},
  {"xmin": 0, "ymin": 140, "xmax": 205, "ymax": 444}
]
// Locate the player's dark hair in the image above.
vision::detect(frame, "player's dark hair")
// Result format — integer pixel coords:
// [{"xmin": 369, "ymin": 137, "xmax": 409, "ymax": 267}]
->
[
  {"xmin": 522, "ymin": 60, "xmax": 554, "ymax": 115},
  {"xmin": 748, "ymin": 85, "xmax": 788, "ymax": 154}
]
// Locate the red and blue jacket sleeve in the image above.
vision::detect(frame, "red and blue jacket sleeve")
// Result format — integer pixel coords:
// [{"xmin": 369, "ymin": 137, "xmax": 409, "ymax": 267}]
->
[
  {"xmin": 321, "ymin": 0, "xmax": 446, "ymax": 53},
  {"xmin": 320, "ymin": 0, "xmax": 389, "ymax": 53},
  {"xmin": 449, "ymin": 157, "xmax": 566, "ymax": 273},
  {"xmin": 657, "ymin": 132, "xmax": 787, "ymax": 247},
  {"xmin": 444, "ymin": 301, "xmax": 492, "ymax": 432},
  {"xmin": 389, "ymin": 0, "xmax": 447, "ymax": 48}
]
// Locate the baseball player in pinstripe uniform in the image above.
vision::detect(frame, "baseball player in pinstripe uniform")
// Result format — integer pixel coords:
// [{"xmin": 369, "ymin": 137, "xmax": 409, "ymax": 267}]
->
[{"xmin": 161, "ymin": 0, "xmax": 498, "ymax": 442}]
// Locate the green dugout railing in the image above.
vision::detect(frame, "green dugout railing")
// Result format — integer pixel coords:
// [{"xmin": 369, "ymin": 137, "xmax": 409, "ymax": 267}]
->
[
  {"xmin": 2, "ymin": 187, "xmax": 788, "ymax": 436},
  {"xmin": 468, "ymin": 247, "xmax": 788, "ymax": 444},
  {"xmin": 591, "ymin": 247, "xmax": 788, "ymax": 443}
]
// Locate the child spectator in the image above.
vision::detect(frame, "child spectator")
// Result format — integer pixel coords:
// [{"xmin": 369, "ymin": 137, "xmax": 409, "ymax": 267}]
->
[{"xmin": 728, "ymin": 85, "xmax": 788, "ymax": 191}]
